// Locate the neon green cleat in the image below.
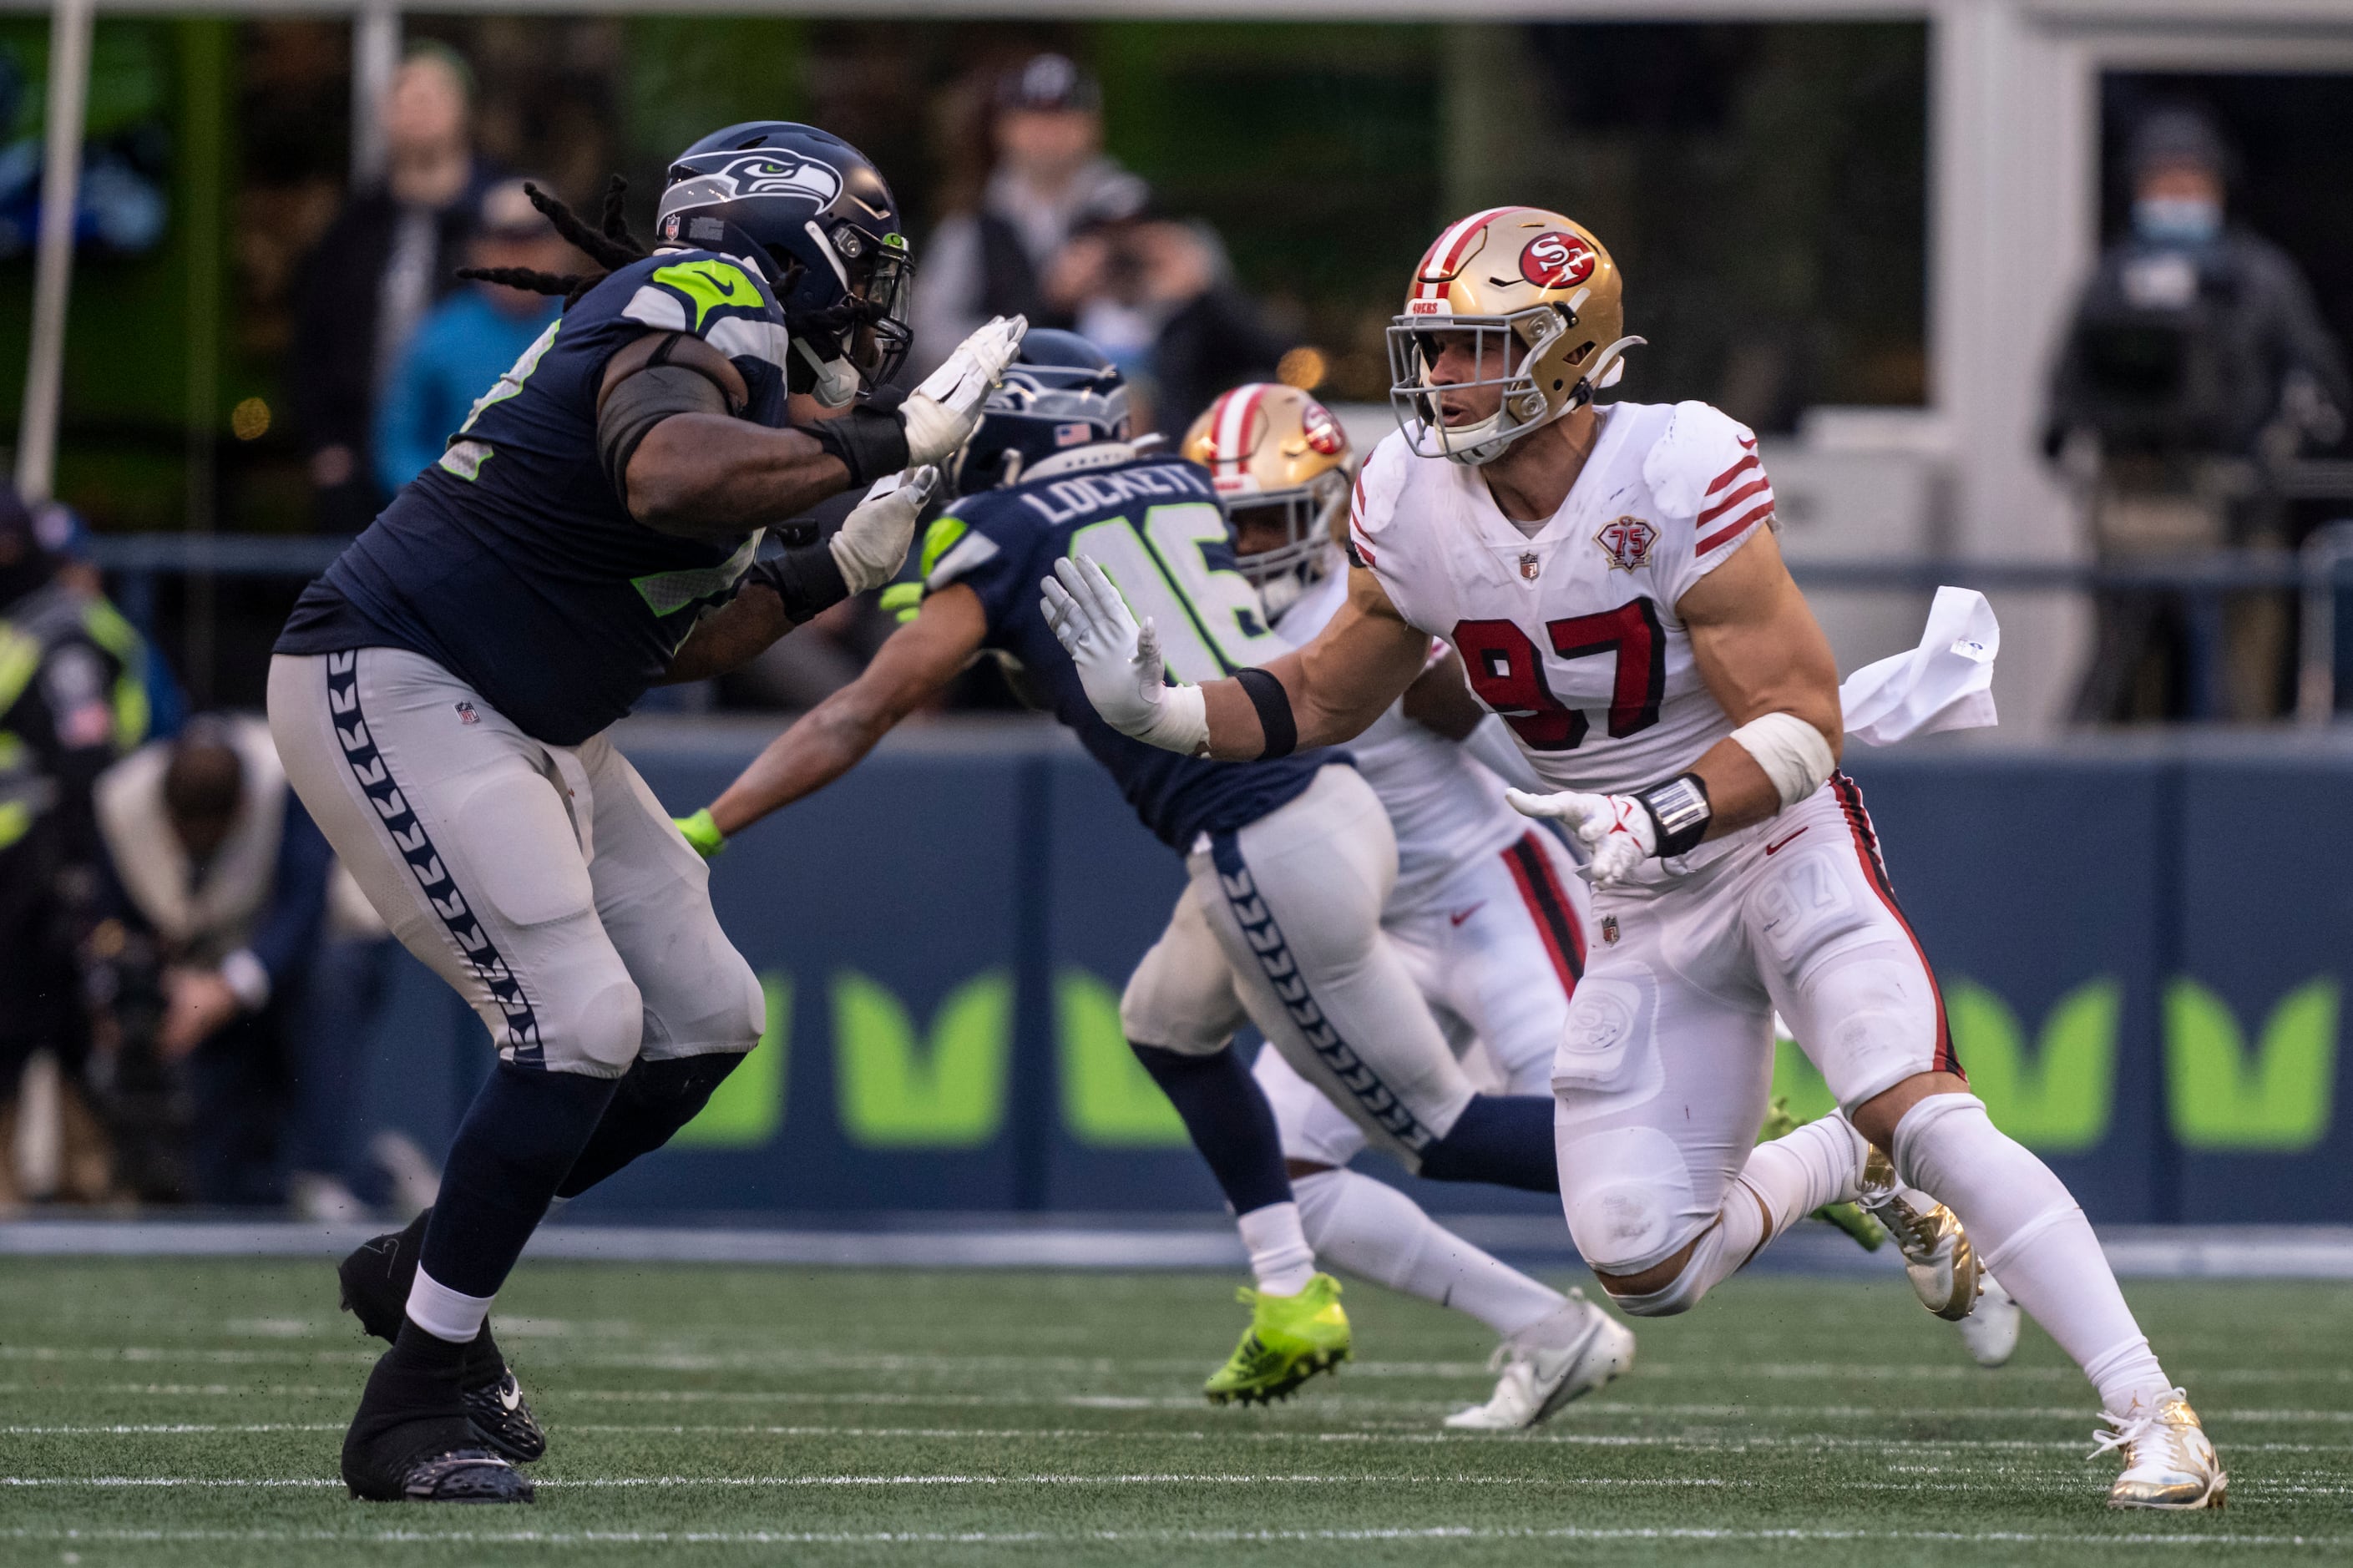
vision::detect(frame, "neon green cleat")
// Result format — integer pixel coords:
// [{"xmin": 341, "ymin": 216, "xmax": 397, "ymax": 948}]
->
[
  {"xmin": 1203, "ymin": 1273, "xmax": 1352, "ymax": 1405},
  {"xmin": 1758, "ymin": 1095, "xmax": 1884, "ymax": 1252}
]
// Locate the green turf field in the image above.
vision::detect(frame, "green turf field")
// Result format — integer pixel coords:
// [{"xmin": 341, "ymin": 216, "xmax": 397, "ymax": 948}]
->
[{"xmin": 1, "ymin": 1258, "xmax": 2345, "ymax": 1565}]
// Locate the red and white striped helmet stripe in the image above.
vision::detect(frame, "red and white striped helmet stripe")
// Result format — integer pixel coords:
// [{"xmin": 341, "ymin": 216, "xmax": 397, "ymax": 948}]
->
[
  {"xmin": 1206, "ymin": 383, "xmax": 1267, "ymax": 480},
  {"xmin": 1411, "ymin": 206, "xmax": 1516, "ymax": 304}
]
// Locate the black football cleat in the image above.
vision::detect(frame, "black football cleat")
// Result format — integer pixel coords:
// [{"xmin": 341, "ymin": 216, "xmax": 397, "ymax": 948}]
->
[
  {"xmin": 338, "ymin": 1211, "xmax": 548, "ymax": 1464},
  {"xmin": 342, "ymin": 1332, "xmax": 534, "ymax": 1504}
]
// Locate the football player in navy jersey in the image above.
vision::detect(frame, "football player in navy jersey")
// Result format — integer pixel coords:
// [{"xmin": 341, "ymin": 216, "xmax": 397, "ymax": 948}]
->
[
  {"xmin": 680, "ymin": 331, "xmax": 1569, "ymax": 1405},
  {"xmin": 266, "ymin": 122, "xmax": 1026, "ymax": 1504}
]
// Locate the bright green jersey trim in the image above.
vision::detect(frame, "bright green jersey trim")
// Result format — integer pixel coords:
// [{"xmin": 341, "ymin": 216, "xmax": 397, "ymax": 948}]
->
[
  {"xmin": 652, "ymin": 258, "xmax": 767, "ymax": 332},
  {"xmin": 918, "ymin": 516, "xmax": 969, "ymax": 582}
]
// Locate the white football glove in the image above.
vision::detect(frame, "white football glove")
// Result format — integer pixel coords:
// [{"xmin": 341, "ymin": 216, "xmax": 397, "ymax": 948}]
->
[
  {"xmin": 901, "ymin": 315, "xmax": 1028, "ymax": 468},
  {"xmin": 1040, "ymin": 555, "xmax": 1208, "ymax": 755},
  {"xmin": 1505, "ymin": 787, "xmax": 1657, "ymax": 888},
  {"xmin": 828, "ymin": 465, "xmax": 938, "ymax": 595}
]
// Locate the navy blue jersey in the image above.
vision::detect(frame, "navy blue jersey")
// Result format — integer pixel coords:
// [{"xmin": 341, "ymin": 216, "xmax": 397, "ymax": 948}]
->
[
  {"xmin": 276, "ymin": 249, "xmax": 793, "ymax": 746},
  {"xmin": 923, "ymin": 452, "xmax": 1335, "ymax": 850}
]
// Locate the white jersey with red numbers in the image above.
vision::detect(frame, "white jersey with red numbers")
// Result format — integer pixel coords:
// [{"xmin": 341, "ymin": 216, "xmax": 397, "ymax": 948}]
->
[
  {"xmin": 1272, "ymin": 563, "xmax": 1522, "ymax": 912},
  {"xmin": 1349, "ymin": 398, "xmax": 1776, "ymax": 801}
]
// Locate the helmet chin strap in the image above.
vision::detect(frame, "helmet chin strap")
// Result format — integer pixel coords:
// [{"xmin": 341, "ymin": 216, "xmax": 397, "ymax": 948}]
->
[
  {"xmin": 1450, "ymin": 331, "xmax": 1647, "ymax": 467},
  {"xmin": 796, "ymin": 338, "xmax": 860, "ymax": 408}
]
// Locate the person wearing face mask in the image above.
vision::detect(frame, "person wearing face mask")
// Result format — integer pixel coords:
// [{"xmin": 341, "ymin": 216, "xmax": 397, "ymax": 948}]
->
[{"xmin": 2045, "ymin": 108, "xmax": 2350, "ymax": 721}]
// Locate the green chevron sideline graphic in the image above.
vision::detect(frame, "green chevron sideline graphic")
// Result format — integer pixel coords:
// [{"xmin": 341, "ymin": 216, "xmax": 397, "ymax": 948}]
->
[
  {"xmin": 1057, "ymin": 969, "xmax": 1189, "ymax": 1147},
  {"xmin": 2165, "ymin": 978, "xmax": 2338, "ymax": 1151},
  {"xmin": 1945, "ymin": 978, "xmax": 2118, "ymax": 1151},
  {"xmin": 833, "ymin": 969, "xmax": 1012, "ymax": 1147}
]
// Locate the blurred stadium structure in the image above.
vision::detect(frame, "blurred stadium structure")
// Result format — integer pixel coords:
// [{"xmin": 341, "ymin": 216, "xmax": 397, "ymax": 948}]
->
[{"xmin": 8, "ymin": 0, "xmax": 2353, "ymax": 1237}]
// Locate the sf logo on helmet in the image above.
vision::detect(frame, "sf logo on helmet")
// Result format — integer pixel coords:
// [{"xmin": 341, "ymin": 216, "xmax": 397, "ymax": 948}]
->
[{"xmin": 1519, "ymin": 231, "xmax": 1596, "ymax": 289}]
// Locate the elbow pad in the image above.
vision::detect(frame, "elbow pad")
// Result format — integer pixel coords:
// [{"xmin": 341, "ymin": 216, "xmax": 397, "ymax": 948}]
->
[
  {"xmin": 600, "ymin": 357, "xmax": 731, "ymax": 502},
  {"xmin": 1729, "ymin": 711, "xmax": 1836, "ymax": 807}
]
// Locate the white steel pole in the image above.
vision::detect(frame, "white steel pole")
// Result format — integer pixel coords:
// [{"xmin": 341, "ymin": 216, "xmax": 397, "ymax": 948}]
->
[
  {"xmin": 15, "ymin": 0, "xmax": 95, "ymax": 503},
  {"xmin": 352, "ymin": 0, "xmax": 402, "ymax": 184}
]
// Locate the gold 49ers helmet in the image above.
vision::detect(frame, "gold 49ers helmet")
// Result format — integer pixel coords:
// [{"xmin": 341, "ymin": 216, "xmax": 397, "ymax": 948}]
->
[
  {"xmin": 1387, "ymin": 208, "xmax": 1642, "ymax": 466},
  {"xmin": 1184, "ymin": 382, "xmax": 1353, "ymax": 616}
]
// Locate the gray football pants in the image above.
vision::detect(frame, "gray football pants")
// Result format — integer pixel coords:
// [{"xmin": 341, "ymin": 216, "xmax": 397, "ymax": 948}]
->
[{"xmin": 267, "ymin": 647, "xmax": 764, "ymax": 1078}]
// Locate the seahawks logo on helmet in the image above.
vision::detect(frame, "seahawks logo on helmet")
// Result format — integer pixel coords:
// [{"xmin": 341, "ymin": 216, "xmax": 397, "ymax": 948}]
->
[{"xmin": 663, "ymin": 152, "xmax": 843, "ymax": 215}]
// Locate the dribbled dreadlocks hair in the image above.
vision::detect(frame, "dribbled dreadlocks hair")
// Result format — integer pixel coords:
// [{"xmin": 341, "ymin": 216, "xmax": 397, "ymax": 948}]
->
[{"xmin": 457, "ymin": 175, "xmax": 648, "ymax": 308}]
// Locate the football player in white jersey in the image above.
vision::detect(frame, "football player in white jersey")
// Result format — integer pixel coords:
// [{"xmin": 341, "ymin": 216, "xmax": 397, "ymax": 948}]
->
[
  {"xmin": 1045, "ymin": 210, "xmax": 2220, "ymax": 1510},
  {"xmin": 1178, "ymin": 382, "xmax": 1632, "ymax": 1429}
]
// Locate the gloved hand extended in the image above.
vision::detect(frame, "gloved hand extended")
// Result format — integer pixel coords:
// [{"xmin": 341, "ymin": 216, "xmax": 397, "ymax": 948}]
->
[
  {"xmin": 675, "ymin": 808, "xmax": 725, "ymax": 859},
  {"xmin": 830, "ymin": 465, "xmax": 939, "ymax": 595},
  {"xmin": 1504, "ymin": 788, "xmax": 1657, "ymax": 888},
  {"xmin": 1040, "ymin": 555, "xmax": 1208, "ymax": 756},
  {"xmin": 903, "ymin": 316, "xmax": 1028, "ymax": 467}
]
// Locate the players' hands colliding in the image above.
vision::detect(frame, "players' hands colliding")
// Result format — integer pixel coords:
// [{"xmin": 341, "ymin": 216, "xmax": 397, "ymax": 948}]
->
[
  {"xmin": 1041, "ymin": 556, "xmax": 1209, "ymax": 756},
  {"xmin": 1505, "ymin": 787, "xmax": 1657, "ymax": 888},
  {"xmin": 832, "ymin": 465, "xmax": 939, "ymax": 596}
]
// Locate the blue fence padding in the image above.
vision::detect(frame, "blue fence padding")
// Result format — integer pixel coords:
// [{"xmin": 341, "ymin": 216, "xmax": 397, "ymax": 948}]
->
[{"xmin": 343, "ymin": 721, "xmax": 2353, "ymax": 1222}]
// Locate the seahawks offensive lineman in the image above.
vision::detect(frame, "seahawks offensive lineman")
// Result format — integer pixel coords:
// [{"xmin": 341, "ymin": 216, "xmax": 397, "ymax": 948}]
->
[
  {"xmin": 681, "ymin": 331, "xmax": 1576, "ymax": 1405},
  {"xmin": 267, "ymin": 123, "xmax": 1025, "ymax": 1503},
  {"xmin": 1048, "ymin": 208, "xmax": 2221, "ymax": 1509},
  {"xmin": 1180, "ymin": 382, "xmax": 1629, "ymax": 1426}
]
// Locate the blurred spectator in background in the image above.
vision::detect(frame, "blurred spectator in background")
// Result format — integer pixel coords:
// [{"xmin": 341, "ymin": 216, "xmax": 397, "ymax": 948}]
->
[
  {"xmin": 911, "ymin": 53, "xmax": 1148, "ymax": 377},
  {"xmin": 91, "ymin": 716, "xmax": 336, "ymax": 1211},
  {"xmin": 2047, "ymin": 108, "xmax": 2350, "ymax": 722},
  {"xmin": 29, "ymin": 499, "xmax": 184, "ymax": 742},
  {"xmin": 1045, "ymin": 210, "xmax": 1295, "ymax": 437},
  {"xmin": 373, "ymin": 177, "xmax": 570, "ymax": 497},
  {"xmin": 291, "ymin": 43, "xmax": 492, "ymax": 533},
  {"xmin": 0, "ymin": 488, "xmax": 151, "ymax": 1209}
]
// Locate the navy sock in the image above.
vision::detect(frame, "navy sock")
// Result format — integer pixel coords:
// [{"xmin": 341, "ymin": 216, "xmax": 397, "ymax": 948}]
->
[
  {"xmin": 417, "ymin": 1064, "xmax": 620, "ymax": 1300},
  {"xmin": 1417, "ymin": 1093, "xmax": 1561, "ymax": 1193},
  {"xmin": 1131, "ymin": 1043, "xmax": 1293, "ymax": 1215},
  {"xmin": 556, "ymin": 1053, "xmax": 745, "ymax": 1199}
]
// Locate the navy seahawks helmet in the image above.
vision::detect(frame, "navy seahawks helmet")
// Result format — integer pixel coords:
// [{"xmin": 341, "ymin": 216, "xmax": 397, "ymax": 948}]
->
[
  {"xmin": 949, "ymin": 329, "xmax": 1133, "ymax": 497},
  {"xmin": 659, "ymin": 122, "xmax": 913, "ymax": 400}
]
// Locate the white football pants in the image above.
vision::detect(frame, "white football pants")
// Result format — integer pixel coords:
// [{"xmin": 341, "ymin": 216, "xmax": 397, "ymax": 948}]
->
[
  {"xmin": 267, "ymin": 648, "xmax": 765, "ymax": 1078},
  {"xmin": 1556, "ymin": 776, "xmax": 1959, "ymax": 1274}
]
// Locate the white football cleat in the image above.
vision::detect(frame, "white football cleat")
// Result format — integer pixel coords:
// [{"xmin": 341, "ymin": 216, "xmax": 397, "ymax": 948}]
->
[
  {"xmin": 1857, "ymin": 1147, "xmax": 1982, "ymax": 1321},
  {"xmin": 1956, "ymin": 1271, "xmax": 2021, "ymax": 1368},
  {"xmin": 1444, "ymin": 1292, "xmax": 1635, "ymax": 1431},
  {"xmin": 2094, "ymin": 1391, "xmax": 2228, "ymax": 1510}
]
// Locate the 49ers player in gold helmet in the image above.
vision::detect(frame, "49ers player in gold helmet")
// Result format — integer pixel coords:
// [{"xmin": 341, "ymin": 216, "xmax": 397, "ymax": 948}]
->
[{"xmin": 1046, "ymin": 209, "xmax": 2224, "ymax": 1509}]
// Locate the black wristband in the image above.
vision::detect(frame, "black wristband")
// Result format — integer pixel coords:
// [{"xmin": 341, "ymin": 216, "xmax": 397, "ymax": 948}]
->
[
  {"xmin": 1635, "ymin": 771, "xmax": 1713, "ymax": 859},
  {"xmin": 746, "ymin": 540, "xmax": 850, "ymax": 625},
  {"xmin": 799, "ymin": 407, "xmax": 909, "ymax": 489},
  {"xmin": 1234, "ymin": 666, "xmax": 1298, "ymax": 759}
]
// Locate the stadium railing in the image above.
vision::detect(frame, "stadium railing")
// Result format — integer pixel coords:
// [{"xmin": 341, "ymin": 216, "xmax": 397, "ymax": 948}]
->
[{"xmin": 84, "ymin": 526, "xmax": 2353, "ymax": 725}]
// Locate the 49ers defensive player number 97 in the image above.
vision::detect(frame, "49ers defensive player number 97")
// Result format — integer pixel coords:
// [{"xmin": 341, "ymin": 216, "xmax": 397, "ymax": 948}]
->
[{"xmin": 1042, "ymin": 207, "xmax": 2225, "ymax": 1511}]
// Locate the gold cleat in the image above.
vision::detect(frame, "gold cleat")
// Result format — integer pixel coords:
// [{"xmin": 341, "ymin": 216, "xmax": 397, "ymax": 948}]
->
[
  {"xmin": 1856, "ymin": 1147, "xmax": 1981, "ymax": 1322},
  {"xmin": 2093, "ymin": 1392, "xmax": 2229, "ymax": 1510}
]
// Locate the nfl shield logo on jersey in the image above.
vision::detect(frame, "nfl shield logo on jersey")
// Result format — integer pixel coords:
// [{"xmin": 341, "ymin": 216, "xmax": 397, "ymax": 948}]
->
[
  {"xmin": 1595, "ymin": 515, "xmax": 1658, "ymax": 572},
  {"xmin": 1601, "ymin": 914, "xmax": 1620, "ymax": 945},
  {"xmin": 1519, "ymin": 552, "xmax": 1541, "ymax": 581}
]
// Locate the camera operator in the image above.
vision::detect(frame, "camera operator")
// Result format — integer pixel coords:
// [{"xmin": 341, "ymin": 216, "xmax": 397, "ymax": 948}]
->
[
  {"xmin": 91, "ymin": 715, "xmax": 333, "ymax": 1207},
  {"xmin": 2047, "ymin": 109, "xmax": 2350, "ymax": 721}
]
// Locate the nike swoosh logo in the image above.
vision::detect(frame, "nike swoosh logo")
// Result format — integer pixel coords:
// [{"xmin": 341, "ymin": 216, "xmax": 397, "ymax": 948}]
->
[
  {"xmin": 1450, "ymin": 903, "xmax": 1485, "ymax": 927},
  {"xmin": 500, "ymin": 1383, "xmax": 522, "ymax": 1413},
  {"xmin": 1765, "ymin": 827, "xmax": 1810, "ymax": 856}
]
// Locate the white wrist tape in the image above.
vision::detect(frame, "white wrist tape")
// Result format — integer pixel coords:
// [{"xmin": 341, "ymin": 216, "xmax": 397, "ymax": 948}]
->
[
  {"xmin": 1729, "ymin": 711, "xmax": 1834, "ymax": 807},
  {"xmin": 1147, "ymin": 683, "xmax": 1211, "ymax": 756}
]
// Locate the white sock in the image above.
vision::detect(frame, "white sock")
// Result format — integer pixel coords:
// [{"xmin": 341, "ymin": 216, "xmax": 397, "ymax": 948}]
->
[
  {"xmin": 1236, "ymin": 1200, "xmax": 1317, "ymax": 1296},
  {"xmin": 1293, "ymin": 1168, "xmax": 1562, "ymax": 1337},
  {"xmin": 1893, "ymin": 1093, "xmax": 2170, "ymax": 1416},
  {"xmin": 404, "ymin": 1266, "xmax": 493, "ymax": 1345},
  {"xmin": 1610, "ymin": 1117, "xmax": 1863, "ymax": 1318}
]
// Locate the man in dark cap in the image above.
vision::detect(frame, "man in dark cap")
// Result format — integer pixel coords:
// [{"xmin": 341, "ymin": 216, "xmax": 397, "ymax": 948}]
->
[
  {"xmin": 2047, "ymin": 107, "xmax": 2350, "ymax": 721},
  {"xmin": 911, "ymin": 52, "xmax": 1149, "ymax": 376}
]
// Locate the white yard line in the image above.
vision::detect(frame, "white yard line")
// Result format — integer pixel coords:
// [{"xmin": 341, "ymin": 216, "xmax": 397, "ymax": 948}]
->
[{"xmin": 1, "ymin": 1524, "xmax": 2342, "ymax": 1548}]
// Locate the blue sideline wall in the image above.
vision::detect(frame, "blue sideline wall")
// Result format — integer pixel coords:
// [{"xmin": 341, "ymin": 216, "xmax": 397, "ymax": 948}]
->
[{"xmin": 348, "ymin": 722, "xmax": 2353, "ymax": 1224}]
